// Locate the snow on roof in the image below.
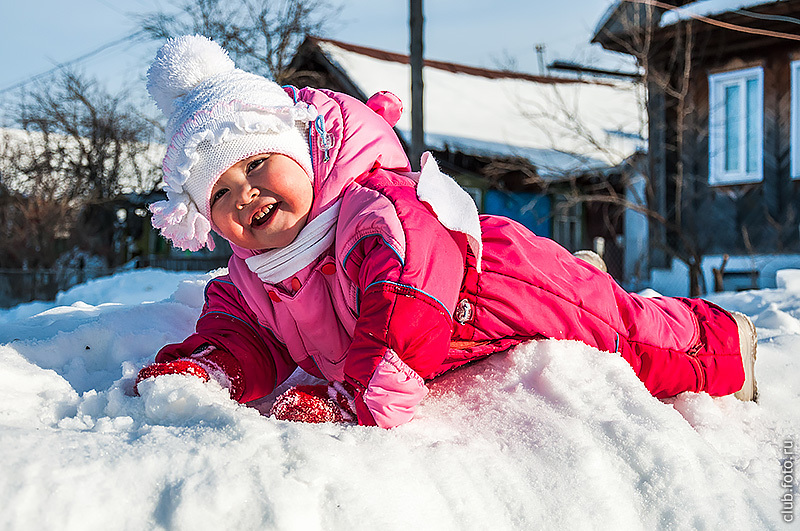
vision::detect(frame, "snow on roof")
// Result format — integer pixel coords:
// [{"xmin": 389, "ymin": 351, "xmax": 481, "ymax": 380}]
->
[
  {"xmin": 593, "ymin": 2, "xmax": 627, "ymax": 39},
  {"xmin": 659, "ymin": 0, "xmax": 788, "ymax": 27},
  {"xmin": 315, "ymin": 39, "xmax": 645, "ymax": 176}
]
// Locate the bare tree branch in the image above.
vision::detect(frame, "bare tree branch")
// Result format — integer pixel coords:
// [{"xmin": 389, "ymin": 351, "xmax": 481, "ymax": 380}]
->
[
  {"xmin": 138, "ymin": 0, "xmax": 337, "ymax": 83},
  {"xmin": 1, "ymin": 70, "xmax": 160, "ymax": 269}
]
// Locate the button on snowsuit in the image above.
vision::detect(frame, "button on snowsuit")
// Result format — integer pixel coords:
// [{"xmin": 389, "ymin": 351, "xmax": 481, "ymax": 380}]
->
[{"xmin": 156, "ymin": 87, "xmax": 745, "ymax": 428}]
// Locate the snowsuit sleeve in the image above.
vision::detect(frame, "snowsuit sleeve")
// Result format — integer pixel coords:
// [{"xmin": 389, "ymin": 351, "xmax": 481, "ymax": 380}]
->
[
  {"xmin": 339, "ymin": 172, "xmax": 468, "ymax": 428},
  {"xmin": 155, "ymin": 275, "xmax": 297, "ymax": 402}
]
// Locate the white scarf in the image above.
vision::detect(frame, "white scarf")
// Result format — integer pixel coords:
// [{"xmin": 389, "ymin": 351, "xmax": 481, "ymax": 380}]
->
[{"xmin": 245, "ymin": 201, "xmax": 341, "ymax": 283}]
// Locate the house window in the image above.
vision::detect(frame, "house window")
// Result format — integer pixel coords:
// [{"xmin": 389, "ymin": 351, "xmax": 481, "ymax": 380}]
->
[
  {"xmin": 708, "ymin": 67, "xmax": 764, "ymax": 185},
  {"xmin": 792, "ymin": 60, "xmax": 800, "ymax": 179}
]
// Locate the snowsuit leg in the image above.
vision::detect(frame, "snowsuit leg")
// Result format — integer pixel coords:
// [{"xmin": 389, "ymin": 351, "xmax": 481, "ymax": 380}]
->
[
  {"xmin": 456, "ymin": 215, "xmax": 745, "ymax": 398},
  {"xmin": 615, "ymin": 295, "xmax": 743, "ymax": 398}
]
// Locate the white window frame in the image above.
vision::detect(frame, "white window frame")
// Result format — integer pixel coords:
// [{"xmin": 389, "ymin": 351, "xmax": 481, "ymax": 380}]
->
[
  {"xmin": 708, "ymin": 66, "xmax": 764, "ymax": 185},
  {"xmin": 792, "ymin": 60, "xmax": 800, "ymax": 179}
]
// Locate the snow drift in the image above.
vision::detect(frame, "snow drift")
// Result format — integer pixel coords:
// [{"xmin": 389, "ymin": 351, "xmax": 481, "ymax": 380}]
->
[{"xmin": 0, "ymin": 268, "xmax": 797, "ymax": 529}]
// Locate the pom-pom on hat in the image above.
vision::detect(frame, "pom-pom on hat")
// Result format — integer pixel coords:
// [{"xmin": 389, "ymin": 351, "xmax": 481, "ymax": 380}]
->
[{"xmin": 146, "ymin": 35, "xmax": 316, "ymax": 251}]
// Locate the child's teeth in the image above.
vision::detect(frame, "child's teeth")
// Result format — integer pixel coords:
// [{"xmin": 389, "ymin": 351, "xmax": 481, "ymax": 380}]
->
[{"xmin": 254, "ymin": 205, "xmax": 274, "ymax": 223}]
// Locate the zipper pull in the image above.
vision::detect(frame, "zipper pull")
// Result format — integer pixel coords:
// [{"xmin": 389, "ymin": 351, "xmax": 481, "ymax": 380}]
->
[{"xmin": 314, "ymin": 115, "xmax": 332, "ymax": 162}]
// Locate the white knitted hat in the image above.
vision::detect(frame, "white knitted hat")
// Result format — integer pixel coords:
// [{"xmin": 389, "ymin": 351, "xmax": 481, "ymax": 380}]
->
[{"xmin": 146, "ymin": 35, "xmax": 317, "ymax": 251}]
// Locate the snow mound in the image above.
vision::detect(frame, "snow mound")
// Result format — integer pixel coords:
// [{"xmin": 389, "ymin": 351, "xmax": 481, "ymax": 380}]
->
[
  {"xmin": 0, "ymin": 268, "xmax": 797, "ymax": 529},
  {"xmin": 777, "ymin": 269, "xmax": 800, "ymax": 293}
]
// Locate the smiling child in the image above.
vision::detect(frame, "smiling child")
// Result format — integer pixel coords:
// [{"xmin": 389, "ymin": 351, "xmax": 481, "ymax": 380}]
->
[{"xmin": 137, "ymin": 36, "xmax": 756, "ymax": 429}]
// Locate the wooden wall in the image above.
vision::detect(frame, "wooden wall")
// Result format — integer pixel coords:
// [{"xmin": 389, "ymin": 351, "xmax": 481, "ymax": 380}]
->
[{"xmin": 648, "ymin": 11, "xmax": 800, "ymax": 259}]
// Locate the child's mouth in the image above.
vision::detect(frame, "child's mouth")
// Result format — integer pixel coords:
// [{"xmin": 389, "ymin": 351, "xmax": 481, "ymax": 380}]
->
[{"xmin": 251, "ymin": 203, "xmax": 278, "ymax": 227}]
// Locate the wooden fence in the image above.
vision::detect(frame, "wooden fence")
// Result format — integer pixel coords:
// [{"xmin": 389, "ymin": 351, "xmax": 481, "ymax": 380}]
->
[{"xmin": 0, "ymin": 255, "xmax": 230, "ymax": 308}]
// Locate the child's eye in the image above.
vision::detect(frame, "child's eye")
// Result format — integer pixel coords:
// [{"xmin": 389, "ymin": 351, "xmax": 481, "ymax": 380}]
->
[
  {"xmin": 246, "ymin": 157, "xmax": 268, "ymax": 174},
  {"xmin": 211, "ymin": 188, "xmax": 228, "ymax": 205}
]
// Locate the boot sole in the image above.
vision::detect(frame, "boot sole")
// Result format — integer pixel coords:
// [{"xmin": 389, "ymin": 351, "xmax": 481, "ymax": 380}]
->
[{"xmin": 731, "ymin": 311, "xmax": 758, "ymax": 402}]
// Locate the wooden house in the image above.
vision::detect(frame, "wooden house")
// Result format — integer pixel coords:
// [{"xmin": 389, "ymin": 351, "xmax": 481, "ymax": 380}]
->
[
  {"xmin": 593, "ymin": 0, "xmax": 800, "ymax": 293},
  {"xmin": 286, "ymin": 37, "xmax": 646, "ymax": 281}
]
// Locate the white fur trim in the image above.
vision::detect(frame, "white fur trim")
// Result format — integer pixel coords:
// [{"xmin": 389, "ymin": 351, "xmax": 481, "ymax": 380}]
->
[{"xmin": 414, "ymin": 153, "xmax": 483, "ymax": 272}]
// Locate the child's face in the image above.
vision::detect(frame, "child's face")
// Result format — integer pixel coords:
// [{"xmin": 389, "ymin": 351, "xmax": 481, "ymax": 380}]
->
[{"xmin": 210, "ymin": 153, "xmax": 313, "ymax": 250}]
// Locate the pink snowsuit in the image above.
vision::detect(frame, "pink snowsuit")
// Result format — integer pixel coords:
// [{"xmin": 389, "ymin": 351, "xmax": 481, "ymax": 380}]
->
[{"xmin": 155, "ymin": 87, "xmax": 745, "ymax": 428}]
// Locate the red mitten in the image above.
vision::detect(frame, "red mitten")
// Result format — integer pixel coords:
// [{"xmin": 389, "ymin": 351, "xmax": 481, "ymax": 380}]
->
[
  {"xmin": 135, "ymin": 345, "xmax": 245, "ymax": 400},
  {"xmin": 270, "ymin": 383, "xmax": 356, "ymax": 424},
  {"xmin": 134, "ymin": 359, "xmax": 210, "ymax": 395}
]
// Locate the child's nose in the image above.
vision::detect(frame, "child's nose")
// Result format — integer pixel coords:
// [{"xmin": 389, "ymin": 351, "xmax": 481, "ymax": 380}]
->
[{"xmin": 236, "ymin": 184, "xmax": 258, "ymax": 208}]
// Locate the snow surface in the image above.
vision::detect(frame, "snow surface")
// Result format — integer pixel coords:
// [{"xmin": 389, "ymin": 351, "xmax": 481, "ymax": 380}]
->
[
  {"xmin": 659, "ymin": 0, "xmax": 789, "ymax": 27},
  {"xmin": 1, "ymin": 267, "xmax": 798, "ymax": 530}
]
